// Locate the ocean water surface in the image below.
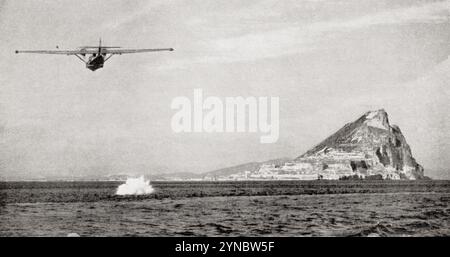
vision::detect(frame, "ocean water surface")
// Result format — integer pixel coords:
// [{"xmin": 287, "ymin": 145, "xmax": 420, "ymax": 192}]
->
[{"xmin": 0, "ymin": 181, "xmax": 449, "ymax": 236}]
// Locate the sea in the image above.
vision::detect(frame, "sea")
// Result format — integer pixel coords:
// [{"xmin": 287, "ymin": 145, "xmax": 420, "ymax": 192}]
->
[{"xmin": 0, "ymin": 180, "xmax": 449, "ymax": 237}]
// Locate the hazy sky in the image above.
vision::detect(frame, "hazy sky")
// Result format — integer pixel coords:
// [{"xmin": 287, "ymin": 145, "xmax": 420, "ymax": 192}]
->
[{"xmin": 0, "ymin": 0, "xmax": 449, "ymax": 180}]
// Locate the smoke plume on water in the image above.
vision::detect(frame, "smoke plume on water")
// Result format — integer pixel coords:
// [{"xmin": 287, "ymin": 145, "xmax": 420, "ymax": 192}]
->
[{"xmin": 116, "ymin": 176, "xmax": 155, "ymax": 195}]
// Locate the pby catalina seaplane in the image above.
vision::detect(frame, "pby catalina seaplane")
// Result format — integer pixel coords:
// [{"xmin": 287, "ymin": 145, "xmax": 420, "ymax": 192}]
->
[{"xmin": 15, "ymin": 39, "xmax": 174, "ymax": 71}]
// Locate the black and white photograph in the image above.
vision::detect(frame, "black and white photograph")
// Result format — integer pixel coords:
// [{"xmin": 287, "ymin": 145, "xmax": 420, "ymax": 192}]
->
[{"xmin": 0, "ymin": 0, "xmax": 449, "ymax": 245}]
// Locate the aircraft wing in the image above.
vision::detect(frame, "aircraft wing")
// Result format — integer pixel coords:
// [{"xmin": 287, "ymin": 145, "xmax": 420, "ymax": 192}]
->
[
  {"xmin": 104, "ymin": 48, "xmax": 174, "ymax": 55},
  {"xmin": 15, "ymin": 49, "xmax": 98, "ymax": 55}
]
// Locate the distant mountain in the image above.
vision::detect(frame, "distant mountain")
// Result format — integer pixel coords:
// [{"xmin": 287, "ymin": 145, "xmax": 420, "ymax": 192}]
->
[
  {"xmin": 194, "ymin": 109, "xmax": 426, "ymax": 181},
  {"xmin": 295, "ymin": 109, "xmax": 425, "ymax": 179}
]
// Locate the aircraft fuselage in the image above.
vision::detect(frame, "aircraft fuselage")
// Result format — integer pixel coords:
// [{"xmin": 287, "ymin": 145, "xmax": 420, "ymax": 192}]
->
[{"xmin": 86, "ymin": 54, "xmax": 105, "ymax": 71}]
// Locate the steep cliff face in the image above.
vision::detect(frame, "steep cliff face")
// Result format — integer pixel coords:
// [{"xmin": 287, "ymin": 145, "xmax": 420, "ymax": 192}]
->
[{"xmin": 294, "ymin": 109, "xmax": 424, "ymax": 180}]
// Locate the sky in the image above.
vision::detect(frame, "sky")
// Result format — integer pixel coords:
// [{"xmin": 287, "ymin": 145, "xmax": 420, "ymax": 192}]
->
[{"xmin": 0, "ymin": 0, "xmax": 449, "ymax": 180}]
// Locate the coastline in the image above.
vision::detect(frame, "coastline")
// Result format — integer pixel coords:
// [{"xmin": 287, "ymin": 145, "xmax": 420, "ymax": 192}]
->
[{"xmin": 1, "ymin": 180, "xmax": 449, "ymax": 204}]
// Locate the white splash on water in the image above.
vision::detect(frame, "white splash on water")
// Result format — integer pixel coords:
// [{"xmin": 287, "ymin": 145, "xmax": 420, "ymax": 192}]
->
[{"xmin": 116, "ymin": 176, "xmax": 155, "ymax": 195}]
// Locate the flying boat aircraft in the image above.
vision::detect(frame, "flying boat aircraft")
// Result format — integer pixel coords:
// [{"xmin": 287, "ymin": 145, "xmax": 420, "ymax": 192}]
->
[{"xmin": 15, "ymin": 39, "xmax": 174, "ymax": 71}]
